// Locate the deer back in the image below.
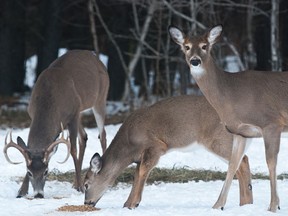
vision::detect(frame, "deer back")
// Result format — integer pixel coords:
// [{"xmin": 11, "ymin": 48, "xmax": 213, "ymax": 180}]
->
[
  {"xmin": 28, "ymin": 50, "xmax": 109, "ymax": 149},
  {"xmin": 84, "ymin": 95, "xmax": 233, "ymax": 206}
]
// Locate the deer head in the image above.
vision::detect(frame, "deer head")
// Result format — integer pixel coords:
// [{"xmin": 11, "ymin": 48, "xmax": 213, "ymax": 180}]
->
[
  {"xmin": 83, "ymin": 153, "xmax": 109, "ymax": 206},
  {"xmin": 3, "ymin": 127, "xmax": 71, "ymax": 198},
  {"xmin": 169, "ymin": 25, "xmax": 223, "ymax": 79}
]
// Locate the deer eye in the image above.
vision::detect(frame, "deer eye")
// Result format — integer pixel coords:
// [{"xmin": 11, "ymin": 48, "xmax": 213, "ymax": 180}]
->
[
  {"xmin": 184, "ymin": 45, "xmax": 190, "ymax": 51},
  {"xmin": 201, "ymin": 44, "xmax": 207, "ymax": 50}
]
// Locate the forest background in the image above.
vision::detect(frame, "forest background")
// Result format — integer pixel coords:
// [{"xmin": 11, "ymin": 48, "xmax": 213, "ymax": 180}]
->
[{"xmin": 0, "ymin": 0, "xmax": 287, "ymax": 106}]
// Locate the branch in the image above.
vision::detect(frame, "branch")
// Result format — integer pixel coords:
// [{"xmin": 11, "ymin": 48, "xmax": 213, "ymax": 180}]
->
[
  {"xmin": 128, "ymin": 1, "xmax": 157, "ymax": 75},
  {"xmin": 122, "ymin": 0, "xmax": 157, "ymax": 100},
  {"xmin": 90, "ymin": 0, "xmax": 129, "ymax": 75},
  {"xmin": 88, "ymin": 0, "xmax": 99, "ymax": 54},
  {"xmin": 162, "ymin": 0, "xmax": 206, "ymax": 30},
  {"xmin": 223, "ymin": 37, "xmax": 245, "ymax": 71}
]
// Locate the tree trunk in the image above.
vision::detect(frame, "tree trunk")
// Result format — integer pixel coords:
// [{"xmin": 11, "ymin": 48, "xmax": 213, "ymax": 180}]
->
[
  {"xmin": 0, "ymin": 0, "xmax": 26, "ymax": 96},
  {"xmin": 271, "ymin": 0, "xmax": 281, "ymax": 71},
  {"xmin": 245, "ymin": 0, "xmax": 257, "ymax": 69},
  {"xmin": 36, "ymin": 0, "xmax": 62, "ymax": 79}
]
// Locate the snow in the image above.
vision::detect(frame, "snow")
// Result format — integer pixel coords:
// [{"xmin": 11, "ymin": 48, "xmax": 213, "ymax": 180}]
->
[{"xmin": 1, "ymin": 126, "xmax": 288, "ymax": 215}]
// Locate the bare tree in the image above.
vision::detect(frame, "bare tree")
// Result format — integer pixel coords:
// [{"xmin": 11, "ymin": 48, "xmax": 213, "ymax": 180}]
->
[
  {"xmin": 85, "ymin": 0, "xmax": 285, "ymax": 104},
  {"xmin": 123, "ymin": 0, "xmax": 157, "ymax": 101},
  {"xmin": 244, "ymin": 0, "xmax": 257, "ymax": 69},
  {"xmin": 88, "ymin": 0, "xmax": 99, "ymax": 55},
  {"xmin": 271, "ymin": 0, "xmax": 282, "ymax": 71}
]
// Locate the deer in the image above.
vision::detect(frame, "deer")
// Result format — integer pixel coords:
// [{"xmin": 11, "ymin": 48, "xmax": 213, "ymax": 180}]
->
[
  {"xmin": 169, "ymin": 25, "xmax": 288, "ymax": 212},
  {"xmin": 83, "ymin": 95, "xmax": 253, "ymax": 209},
  {"xmin": 3, "ymin": 50, "xmax": 109, "ymax": 198}
]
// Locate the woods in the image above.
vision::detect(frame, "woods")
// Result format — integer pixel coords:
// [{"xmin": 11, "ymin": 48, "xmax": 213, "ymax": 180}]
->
[{"xmin": 0, "ymin": 0, "xmax": 287, "ymax": 103}]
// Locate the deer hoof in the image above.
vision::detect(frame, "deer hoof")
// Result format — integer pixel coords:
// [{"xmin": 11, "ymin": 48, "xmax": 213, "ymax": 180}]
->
[
  {"xmin": 123, "ymin": 202, "xmax": 139, "ymax": 209},
  {"xmin": 268, "ymin": 205, "xmax": 280, "ymax": 212},
  {"xmin": 34, "ymin": 193, "xmax": 44, "ymax": 198},
  {"xmin": 212, "ymin": 202, "xmax": 225, "ymax": 210}
]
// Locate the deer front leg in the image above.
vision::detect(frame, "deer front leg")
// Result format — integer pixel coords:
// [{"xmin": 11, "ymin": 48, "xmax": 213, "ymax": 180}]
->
[
  {"xmin": 68, "ymin": 117, "xmax": 84, "ymax": 192},
  {"xmin": 235, "ymin": 155, "xmax": 253, "ymax": 206},
  {"xmin": 124, "ymin": 146, "xmax": 163, "ymax": 209},
  {"xmin": 17, "ymin": 172, "xmax": 29, "ymax": 198},
  {"xmin": 213, "ymin": 134, "xmax": 246, "ymax": 210},
  {"xmin": 263, "ymin": 125, "xmax": 281, "ymax": 212}
]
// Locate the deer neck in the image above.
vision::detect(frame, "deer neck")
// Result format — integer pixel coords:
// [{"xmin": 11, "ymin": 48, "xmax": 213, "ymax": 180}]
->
[
  {"xmin": 191, "ymin": 60, "xmax": 229, "ymax": 120},
  {"xmin": 100, "ymin": 140, "xmax": 134, "ymax": 184},
  {"xmin": 27, "ymin": 115, "xmax": 60, "ymax": 149}
]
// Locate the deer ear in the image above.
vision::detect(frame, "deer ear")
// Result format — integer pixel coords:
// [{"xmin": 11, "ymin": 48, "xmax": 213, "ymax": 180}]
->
[
  {"xmin": 207, "ymin": 25, "xmax": 222, "ymax": 45},
  {"xmin": 168, "ymin": 26, "xmax": 185, "ymax": 45},
  {"xmin": 90, "ymin": 153, "xmax": 102, "ymax": 174}
]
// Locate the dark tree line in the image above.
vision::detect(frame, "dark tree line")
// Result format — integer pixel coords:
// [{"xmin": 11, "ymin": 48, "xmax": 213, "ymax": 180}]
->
[{"xmin": 0, "ymin": 0, "xmax": 288, "ymax": 103}]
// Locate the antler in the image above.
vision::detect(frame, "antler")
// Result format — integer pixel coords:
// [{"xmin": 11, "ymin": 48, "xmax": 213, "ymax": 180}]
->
[
  {"xmin": 43, "ymin": 123, "xmax": 71, "ymax": 164},
  {"xmin": 3, "ymin": 130, "xmax": 32, "ymax": 166}
]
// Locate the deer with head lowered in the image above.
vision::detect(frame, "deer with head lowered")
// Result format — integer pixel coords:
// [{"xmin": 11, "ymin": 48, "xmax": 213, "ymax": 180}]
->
[
  {"xmin": 3, "ymin": 50, "xmax": 109, "ymax": 198},
  {"xmin": 83, "ymin": 95, "xmax": 253, "ymax": 209},
  {"xmin": 169, "ymin": 25, "xmax": 288, "ymax": 212}
]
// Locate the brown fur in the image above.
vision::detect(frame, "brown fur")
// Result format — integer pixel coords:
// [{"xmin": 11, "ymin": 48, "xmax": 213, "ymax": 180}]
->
[
  {"xmin": 169, "ymin": 25, "xmax": 288, "ymax": 212},
  {"xmin": 4, "ymin": 50, "xmax": 109, "ymax": 198},
  {"xmin": 83, "ymin": 95, "xmax": 253, "ymax": 209}
]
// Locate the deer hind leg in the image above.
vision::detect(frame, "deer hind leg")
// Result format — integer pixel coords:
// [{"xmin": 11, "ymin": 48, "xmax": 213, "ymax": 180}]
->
[
  {"xmin": 92, "ymin": 104, "xmax": 107, "ymax": 154},
  {"xmin": 213, "ymin": 134, "xmax": 246, "ymax": 210},
  {"xmin": 124, "ymin": 146, "xmax": 165, "ymax": 209},
  {"xmin": 77, "ymin": 122, "xmax": 87, "ymax": 174},
  {"xmin": 68, "ymin": 116, "xmax": 83, "ymax": 192},
  {"xmin": 17, "ymin": 173, "xmax": 29, "ymax": 198},
  {"xmin": 263, "ymin": 125, "xmax": 281, "ymax": 212},
  {"xmin": 235, "ymin": 155, "xmax": 253, "ymax": 206}
]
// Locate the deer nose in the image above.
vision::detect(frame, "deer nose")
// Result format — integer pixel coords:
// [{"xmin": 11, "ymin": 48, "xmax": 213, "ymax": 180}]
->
[
  {"xmin": 84, "ymin": 200, "xmax": 96, "ymax": 207},
  {"xmin": 34, "ymin": 193, "xmax": 44, "ymax": 198},
  {"xmin": 190, "ymin": 58, "xmax": 201, "ymax": 66}
]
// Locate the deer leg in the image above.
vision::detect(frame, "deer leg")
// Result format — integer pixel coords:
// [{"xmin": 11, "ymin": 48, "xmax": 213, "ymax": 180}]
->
[
  {"xmin": 210, "ymin": 139, "xmax": 253, "ymax": 206},
  {"xmin": 68, "ymin": 117, "xmax": 83, "ymax": 192},
  {"xmin": 17, "ymin": 173, "xmax": 29, "ymax": 198},
  {"xmin": 92, "ymin": 105, "xmax": 107, "ymax": 154},
  {"xmin": 124, "ymin": 146, "xmax": 163, "ymax": 209},
  {"xmin": 77, "ymin": 123, "xmax": 87, "ymax": 173},
  {"xmin": 263, "ymin": 125, "xmax": 281, "ymax": 212},
  {"xmin": 213, "ymin": 134, "xmax": 246, "ymax": 210},
  {"xmin": 235, "ymin": 155, "xmax": 253, "ymax": 206}
]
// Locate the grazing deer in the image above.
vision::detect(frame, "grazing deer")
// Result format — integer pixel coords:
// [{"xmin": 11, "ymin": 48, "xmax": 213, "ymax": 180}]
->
[
  {"xmin": 83, "ymin": 95, "xmax": 253, "ymax": 209},
  {"xmin": 169, "ymin": 25, "xmax": 288, "ymax": 212},
  {"xmin": 3, "ymin": 50, "xmax": 109, "ymax": 198}
]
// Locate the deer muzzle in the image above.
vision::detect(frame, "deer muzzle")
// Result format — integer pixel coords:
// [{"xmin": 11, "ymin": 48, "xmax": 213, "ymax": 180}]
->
[{"xmin": 190, "ymin": 58, "xmax": 201, "ymax": 67}]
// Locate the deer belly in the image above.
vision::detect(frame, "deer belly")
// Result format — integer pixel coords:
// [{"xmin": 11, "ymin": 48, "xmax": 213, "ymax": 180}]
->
[{"xmin": 168, "ymin": 142, "xmax": 205, "ymax": 153}]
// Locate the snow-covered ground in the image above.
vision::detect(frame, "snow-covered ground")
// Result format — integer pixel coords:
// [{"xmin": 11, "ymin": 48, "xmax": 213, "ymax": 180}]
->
[{"xmin": 1, "ymin": 126, "xmax": 288, "ymax": 215}]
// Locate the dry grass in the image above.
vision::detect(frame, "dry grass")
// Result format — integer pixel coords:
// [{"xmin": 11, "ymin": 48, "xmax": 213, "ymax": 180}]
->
[{"xmin": 47, "ymin": 166, "xmax": 288, "ymax": 187}]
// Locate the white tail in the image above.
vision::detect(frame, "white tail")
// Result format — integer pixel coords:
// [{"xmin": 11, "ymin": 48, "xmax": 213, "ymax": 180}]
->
[
  {"xmin": 83, "ymin": 95, "xmax": 253, "ymax": 208},
  {"xmin": 169, "ymin": 25, "xmax": 288, "ymax": 212},
  {"xmin": 3, "ymin": 50, "xmax": 109, "ymax": 198}
]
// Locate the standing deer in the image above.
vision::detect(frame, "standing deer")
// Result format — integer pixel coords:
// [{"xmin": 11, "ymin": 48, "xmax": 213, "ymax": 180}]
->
[
  {"xmin": 83, "ymin": 95, "xmax": 253, "ymax": 209},
  {"xmin": 3, "ymin": 50, "xmax": 109, "ymax": 198},
  {"xmin": 169, "ymin": 25, "xmax": 288, "ymax": 212}
]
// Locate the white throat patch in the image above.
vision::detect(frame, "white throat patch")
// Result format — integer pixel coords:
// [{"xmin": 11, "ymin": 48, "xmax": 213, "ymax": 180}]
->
[{"xmin": 190, "ymin": 65, "xmax": 205, "ymax": 79}]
